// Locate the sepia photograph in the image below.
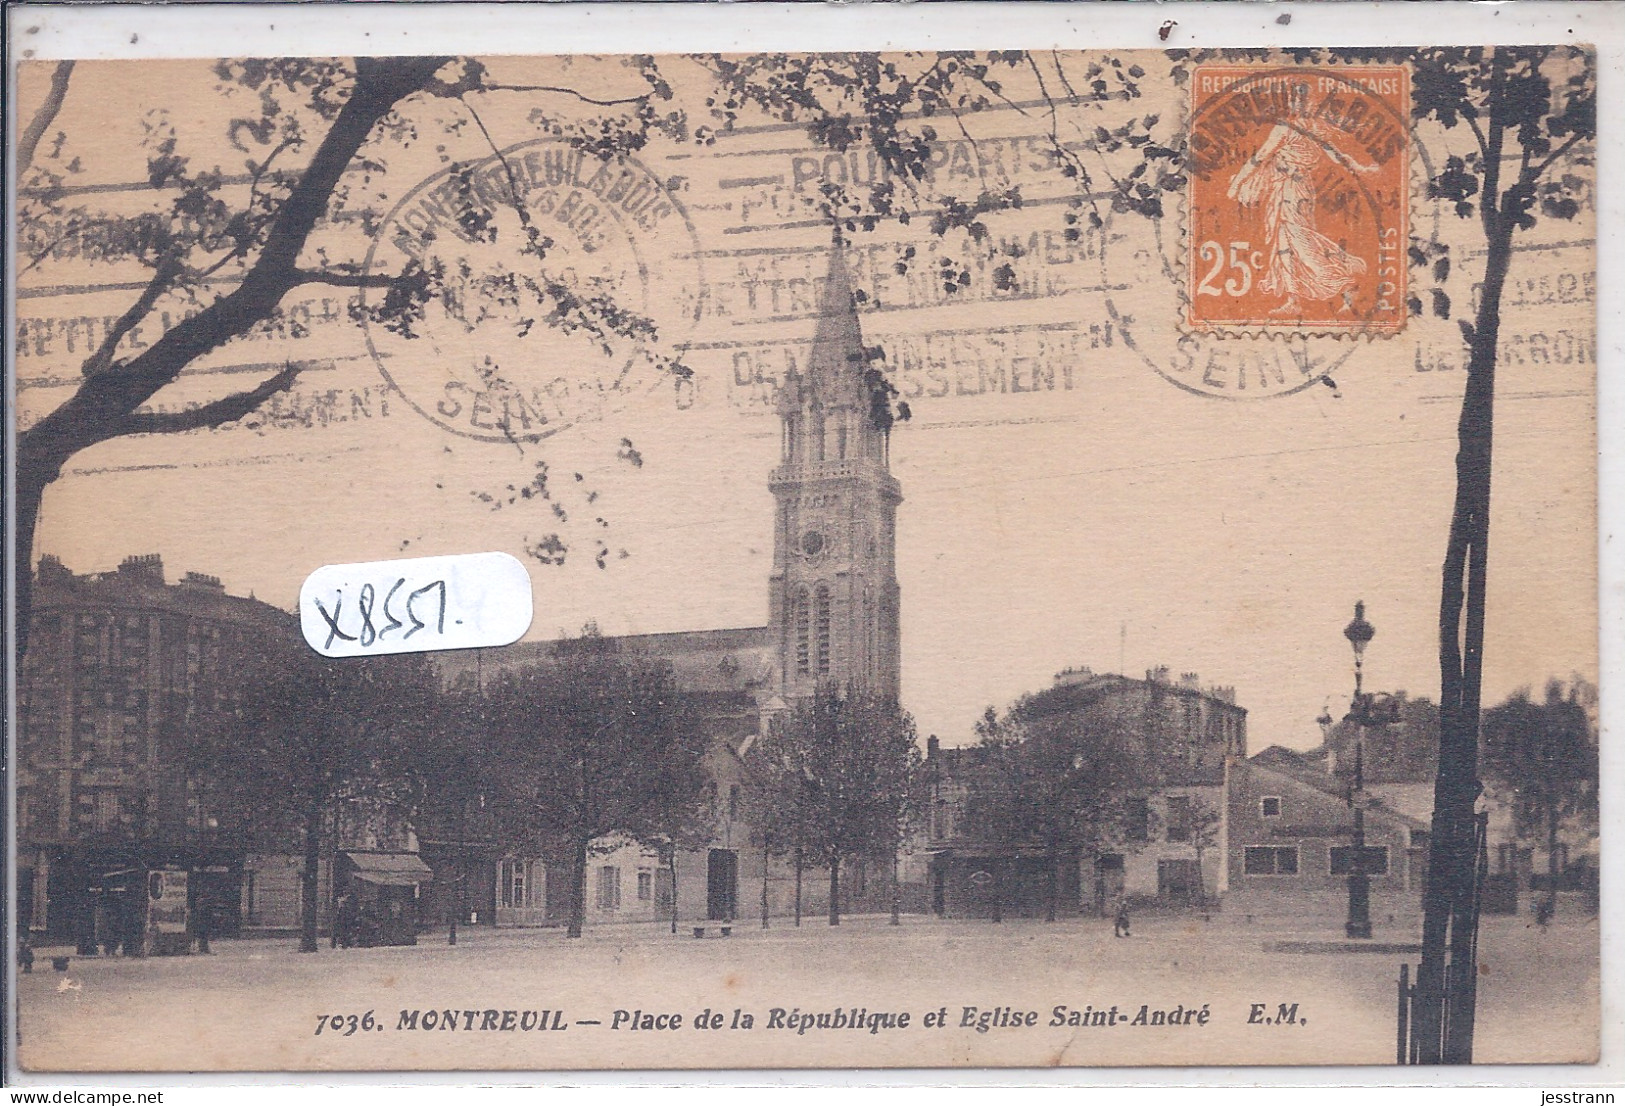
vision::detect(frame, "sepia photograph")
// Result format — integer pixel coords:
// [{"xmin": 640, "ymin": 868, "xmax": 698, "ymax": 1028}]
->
[{"xmin": 6, "ymin": 5, "xmax": 1609, "ymax": 1077}]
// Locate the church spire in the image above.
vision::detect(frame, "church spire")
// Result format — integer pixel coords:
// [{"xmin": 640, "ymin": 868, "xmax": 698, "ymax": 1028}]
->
[
  {"xmin": 778, "ymin": 233, "xmax": 889, "ymax": 469},
  {"xmin": 802, "ymin": 232, "xmax": 866, "ymax": 401},
  {"xmin": 767, "ymin": 230, "xmax": 903, "ymax": 702}
]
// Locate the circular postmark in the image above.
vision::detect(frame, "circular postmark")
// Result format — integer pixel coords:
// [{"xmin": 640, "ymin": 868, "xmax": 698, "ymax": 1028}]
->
[
  {"xmin": 1105, "ymin": 63, "xmax": 1440, "ymax": 400},
  {"xmin": 360, "ymin": 138, "xmax": 703, "ymax": 442},
  {"xmin": 1104, "ymin": 210, "xmax": 1371, "ymax": 402}
]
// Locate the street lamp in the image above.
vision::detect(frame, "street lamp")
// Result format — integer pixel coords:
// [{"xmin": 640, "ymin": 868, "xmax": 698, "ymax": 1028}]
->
[
  {"xmin": 1341, "ymin": 601, "xmax": 1379, "ymax": 940},
  {"xmin": 448, "ymin": 791, "xmax": 485, "ymax": 947},
  {"xmin": 449, "ymin": 794, "xmax": 465, "ymax": 947},
  {"xmin": 452, "ymin": 651, "xmax": 487, "ymax": 947}
]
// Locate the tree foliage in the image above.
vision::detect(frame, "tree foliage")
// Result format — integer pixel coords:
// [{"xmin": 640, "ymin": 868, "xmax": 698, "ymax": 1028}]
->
[
  {"xmin": 482, "ymin": 628, "xmax": 712, "ymax": 937},
  {"xmin": 401, "ymin": 673, "xmax": 505, "ymax": 849},
  {"xmin": 750, "ymin": 683, "xmax": 921, "ymax": 925},
  {"xmin": 201, "ymin": 644, "xmax": 438, "ymax": 952},
  {"xmin": 14, "ymin": 49, "xmax": 1157, "ymax": 654},
  {"xmin": 1327, "ymin": 691, "xmax": 1441, "ymax": 786},
  {"xmin": 962, "ymin": 694, "xmax": 1152, "ymax": 921},
  {"xmin": 1480, "ymin": 679, "xmax": 1598, "ymax": 916},
  {"xmin": 13, "ymin": 54, "xmax": 704, "ymax": 653}
]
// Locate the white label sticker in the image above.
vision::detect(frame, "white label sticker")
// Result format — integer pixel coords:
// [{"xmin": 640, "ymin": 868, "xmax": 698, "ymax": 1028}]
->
[{"xmin": 298, "ymin": 551, "xmax": 533, "ymax": 658}]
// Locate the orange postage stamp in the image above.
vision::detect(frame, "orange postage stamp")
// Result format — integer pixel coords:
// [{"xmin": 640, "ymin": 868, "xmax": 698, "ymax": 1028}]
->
[{"xmin": 1187, "ymin": 65, "xmax": 1410, "ymax": 334}]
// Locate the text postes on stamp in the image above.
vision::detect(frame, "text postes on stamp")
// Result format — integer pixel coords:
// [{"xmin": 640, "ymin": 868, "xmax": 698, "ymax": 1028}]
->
[{"xmin": 1187, "ymin": 65, "xmax": 1410, "ymax": 335}]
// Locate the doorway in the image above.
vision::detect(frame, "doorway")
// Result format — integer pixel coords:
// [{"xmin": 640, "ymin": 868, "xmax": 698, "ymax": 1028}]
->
[
  {"xmin": 707, "ymin": 849, "xmax": 738, "ymax": 921},
  {"xmin": 1094, "ymin": 854, "xmax": 1125, "ymax": 916},
  {"xmin": 1157, "ymin": 859, "xmax": 1201, "ymax": 906}
]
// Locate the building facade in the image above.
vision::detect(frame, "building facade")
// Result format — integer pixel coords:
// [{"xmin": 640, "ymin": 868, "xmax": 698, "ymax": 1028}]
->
[
  {"xmin": 16, "ymin": 554, "xmax": 297, "ymax": 945},
  {"xmin": 1225, "ymin": 755, "xmax": 1428, "ymax": 922},
  {"xmin": 925, "ymin": 666, "xmax": 1246, "ymax": 919}
]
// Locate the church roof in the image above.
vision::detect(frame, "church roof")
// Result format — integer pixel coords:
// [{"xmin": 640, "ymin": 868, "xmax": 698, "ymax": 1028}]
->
[
  {"xmin": 612, "ymin": 625, "xmax": 775, "ymax": 694},
  {"xmin": 1249, "ymin": 744, "xmax": 1328, "ymax": 778},
  {"xmin": 436, "ymin": 625, "xmax": 775, "ymax": 697},
  {"xmin": 1234, "ymin": 760, "xmax": 1431, "ymax": 833}
]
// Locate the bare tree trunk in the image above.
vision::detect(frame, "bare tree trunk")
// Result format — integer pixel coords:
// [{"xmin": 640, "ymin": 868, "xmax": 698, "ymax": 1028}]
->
[
  {"xmin": 668, "ymin": 850, "xmax": 678, "ymax": 935},
  {"xmin": 1418, "ymin": 163, "xmax": 1518, "ymax": 1064},
  {"xmin": 890, "ymin": 851, "xmax": 901, "ymax": 926},
  {"xmin": 794, "ymin": 846, "xmax": 803, "ymax": 927},
  {"xmin": 300, "ymin": 808, "xmax": 322, "ymax": 954},
  {"xmin": 1546, "ymin": 806, "xmax": 1561, "ymax": 920},
  {"xmin": 1045, "ymin": 845, "xmax": 1058, "ymax": 923},
  {"xmin": 761, "ymin": 839, "xmax": 771, "ymax": 929},
  {"xmin": 991, "ymin": 860, "xmax": 1003, "ymax": 925},
  {"xmin": 827, "ymin": 858, "xmax": 840, "ymax": 926},
  {"xmin": 568, "ymin": 837, "xmax": 589, "ymax": 939}
]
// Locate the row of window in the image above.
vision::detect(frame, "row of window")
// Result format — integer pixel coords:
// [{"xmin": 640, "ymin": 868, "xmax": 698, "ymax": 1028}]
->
[
  {"xmin": 785, "ymin": 408, "xmax": 859, "ymax": 465},
  {"xmin": 1242, "ymin": 845, "xmax": 1391, "ymax": 877},
  {"xmin": 597, "ymin": 866, "xmax": 655, "ymax": 909},
  {"xmin": 1123, "ymin": 795, "xmax": 1204, "ymax": 843},
  {"xmin": 495, "ymin": 858, "xmax": 658, "ymax": 911}
]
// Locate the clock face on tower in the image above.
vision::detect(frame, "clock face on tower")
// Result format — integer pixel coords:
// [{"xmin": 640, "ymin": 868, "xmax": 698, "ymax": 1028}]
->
[{"xmin": 801, "ymin": 530, "xmax": 825, "ymax": 557}]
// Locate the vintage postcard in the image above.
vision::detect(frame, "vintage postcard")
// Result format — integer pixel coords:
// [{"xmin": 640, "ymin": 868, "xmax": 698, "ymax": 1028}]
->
[{"xmin": 8, "ymin": 35, "xmax": 1601, "ymax": 1074}]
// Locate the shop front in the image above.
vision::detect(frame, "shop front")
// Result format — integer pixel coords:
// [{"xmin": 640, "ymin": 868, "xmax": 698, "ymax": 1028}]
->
[
  {"xmin": 928, "ymin": 846, "xmax": 1083, "ymax": 920},
  {"xmin": 335, "ymin": 851, "xmax": 433, "ymax": 947},
  {"xmin": 30, "ymin": 843, "xmax": 243, "ymax": 953}
]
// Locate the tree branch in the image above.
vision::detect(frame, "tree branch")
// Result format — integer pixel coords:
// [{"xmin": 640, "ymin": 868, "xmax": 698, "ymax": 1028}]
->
[
  {"xmin": 17, "ymin": 60, "xmax": 74, "ymax": 175},
  {"xmin": 1526, "ymin": 131, "xmax": 1586, "ymax": 185},
  {"xmin": 292, "ymin": 268, "xmax": 398, "ymax": 288},
  {"xmin": 479, "ymin": 82, "xmax": 652, "ymax": 108},
  {"xmin": 1463, "ymin": 113, "xmax": 1491, "ymax": 166},
  {"xmin": 458, "ymin": 95, "xmax": 531, "ymax": 228},
  {"xmin": 18, "ymin": 214, "xmax": 86, "ymax": 277},
  {"xmin": 82, "ymin": 253, "xmax": 182, "ymax": 377},
  {"xmin": 20, "ymin": 56, "xmax": 453, "ymax": 481},
  {"xmin": 112, "ymin": 361, "xmax": 304, "ymax": 437}
]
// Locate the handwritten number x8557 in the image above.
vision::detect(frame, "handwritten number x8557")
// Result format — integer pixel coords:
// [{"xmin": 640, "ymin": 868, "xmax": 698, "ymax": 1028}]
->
[{"xmin": 312, "ymin": 578, "xmax": 447, "ymax": 650}]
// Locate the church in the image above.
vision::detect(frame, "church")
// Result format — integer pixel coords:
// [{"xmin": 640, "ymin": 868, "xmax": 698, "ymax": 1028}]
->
[{"xmin": 418, "ymin": 238, "xmax": 912, "ymax": 930}]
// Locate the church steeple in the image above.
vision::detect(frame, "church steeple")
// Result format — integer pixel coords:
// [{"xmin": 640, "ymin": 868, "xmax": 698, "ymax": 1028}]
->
[
  {"xmin": 768, "ymin": 236, "xmax": 902, "ymax": 702},
  {"xmin": 777, "ymin": 239, "xmax": 890, "ymax": 471}
]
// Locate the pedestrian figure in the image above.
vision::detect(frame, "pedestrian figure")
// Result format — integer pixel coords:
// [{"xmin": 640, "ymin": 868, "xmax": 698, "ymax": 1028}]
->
[
  {"xmin": 18, "ymin": 930, "xmax": 34, "ymax": 974},
  {"xmin": 1114, "ymin": 896, "xmax": 1132, "ymax": 938},
  {"xmin": 196, "ymin": 893, "xmax": 212, "ymax": 955},
  {"xmin": 1534, "ymin": 896, "xmax": 1554, "ymax": 929},
  {"xmin": 97, "ymin": 897, "xmax": 118, "ymax": 957}
]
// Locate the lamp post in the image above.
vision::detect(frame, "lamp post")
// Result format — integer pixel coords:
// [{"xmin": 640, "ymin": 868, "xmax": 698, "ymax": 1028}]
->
[
  {"xmin": 449, "ymin": 794, "xmax": 465, "ymax": 947},
  {"xmin": 1342, "ymin": 601, "xmax": 1376, "ymax": 940},
  {"xmin": 452, "ymin": 651, "xmax": 487, "ymax": 947}
]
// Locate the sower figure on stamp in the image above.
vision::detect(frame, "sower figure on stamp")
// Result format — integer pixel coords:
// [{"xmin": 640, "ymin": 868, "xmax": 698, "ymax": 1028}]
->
[{"xmin": 1226, "ymin": 81, "xmax": 1381, "ymax": 317}]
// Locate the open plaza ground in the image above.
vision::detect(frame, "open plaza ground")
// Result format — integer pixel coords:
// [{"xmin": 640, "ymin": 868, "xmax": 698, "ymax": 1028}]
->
[{"xmin": 15, "ymin": 909, "xmax": 1599, "ymax": 1073}]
